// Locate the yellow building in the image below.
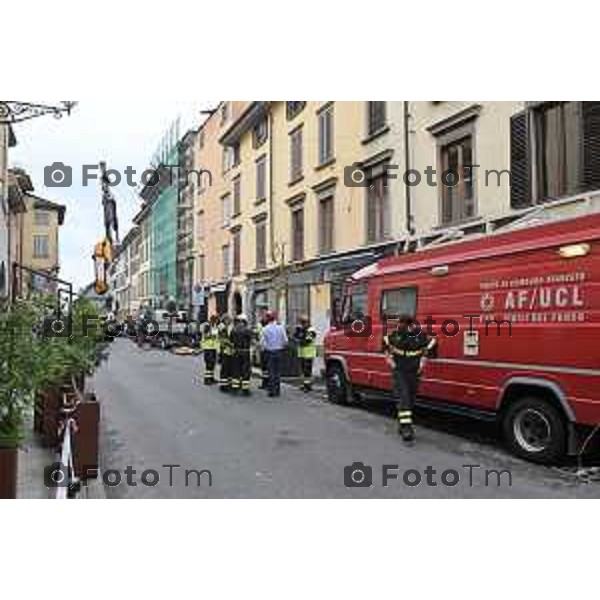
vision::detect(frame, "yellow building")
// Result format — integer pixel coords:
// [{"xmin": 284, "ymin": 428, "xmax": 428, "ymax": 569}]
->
[
  {"xmin": 193, "ymin": 101, "xmax": 248, "ymax": 319},
  {"xmin": 7, "ymin": 168, "xmax": 66, "ymax": 296}
]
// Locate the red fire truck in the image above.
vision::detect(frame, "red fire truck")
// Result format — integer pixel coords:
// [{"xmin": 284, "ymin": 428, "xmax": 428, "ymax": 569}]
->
[{"xmin": 324, "ymin": 212, "xmax": 600, "ymax": 463}]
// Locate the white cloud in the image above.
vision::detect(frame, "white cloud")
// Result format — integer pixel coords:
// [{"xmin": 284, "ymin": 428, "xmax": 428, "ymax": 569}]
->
[{"xmin": 10, "ymin": 100, "xmax": 215, "ymax": 290}]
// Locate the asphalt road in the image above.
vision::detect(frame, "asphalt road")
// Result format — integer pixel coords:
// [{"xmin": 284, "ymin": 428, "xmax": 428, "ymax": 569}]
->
[{"xmin": 92, "ymin": 339, "xmax": 600, "ymax": 498}]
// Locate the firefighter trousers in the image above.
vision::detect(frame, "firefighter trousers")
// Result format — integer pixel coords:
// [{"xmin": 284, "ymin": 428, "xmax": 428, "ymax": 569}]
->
[
  {"xmin": 393, "ymin": 366, "xmax": 419, "ymax": 426},
  {"xmin": 231, "ymin": 351, "xmax": 252, "ymax": 394},
  {"xmin": 203, "ymin": 350, "xmax": 217, "ymax": 384},
  {"xmin": 300, "ymin": 358, "xmax": 314, "ymax": 391},
  {"xmin": 220, "ymin": 353, "xmax": 233, "ymax": 388}
]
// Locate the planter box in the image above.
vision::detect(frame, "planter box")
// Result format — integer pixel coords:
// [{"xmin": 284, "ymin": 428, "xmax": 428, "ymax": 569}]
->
[
  {"xmin": 73, "ymin": 393, "xmax": 100, "ymax": 481},
  {"xmin": 41, "ymin": 385, "xmax": 62, "ymax": 449},
  {"xmin": 0, "ymin": 447, "xmax": 18, "ymax": 500}
]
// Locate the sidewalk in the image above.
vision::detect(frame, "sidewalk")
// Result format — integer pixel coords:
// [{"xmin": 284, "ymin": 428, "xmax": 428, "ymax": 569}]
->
[
  {"xmin": 17, "ymin": 418, "xmax": 53, "ymax": 500},
  {"xmin": 17, "ymin": 413, "xmax": 106, "ymax": 500}
]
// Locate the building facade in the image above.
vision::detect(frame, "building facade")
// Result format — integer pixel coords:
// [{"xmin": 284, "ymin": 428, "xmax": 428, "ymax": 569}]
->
[
  {"xmin": 108, "ymin": 226, "xmax": 139, "ymax": 319},
  {"xmin": 193, "ymin": 101, "xmax": 247, "ymax": 318},
  {"xmin": 6, "ymin": 167, "xmax": 66, "ymax": 297},
  {"xmin": 133, "ymin": 202, "xmax": 152, "ymax": 312}
]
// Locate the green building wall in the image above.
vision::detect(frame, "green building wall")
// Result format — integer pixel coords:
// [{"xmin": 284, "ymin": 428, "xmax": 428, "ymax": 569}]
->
[{"xmin": 151, "ymin": 183, "xmax": 177, "ymax": 306}]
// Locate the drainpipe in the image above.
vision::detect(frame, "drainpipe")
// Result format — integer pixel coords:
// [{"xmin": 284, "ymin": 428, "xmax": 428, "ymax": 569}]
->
[
  {"xmin": 268, "ymin": 104, "xmax": 276, "ymax": 265},
  {"xmin": 267, "ymin": 103, "xmax": 281, "ymax": 315},
  {"xmin": 403, "ymin": 100, "xmax": 415, "ymax": 240}
]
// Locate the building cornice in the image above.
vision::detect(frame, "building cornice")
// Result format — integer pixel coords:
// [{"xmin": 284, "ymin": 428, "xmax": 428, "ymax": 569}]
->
[{"xmin": 220, "ymin": 102, "xmax": 268, "ymax": 147}]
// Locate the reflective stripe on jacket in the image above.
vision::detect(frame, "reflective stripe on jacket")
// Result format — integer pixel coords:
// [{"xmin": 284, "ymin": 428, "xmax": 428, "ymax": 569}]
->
[
  {"xmin": 297, "ymin": 326, "xmax": 318, "ymax": 359},
  {"xmin": 201, "ymin": 325, "xmax": 220, "ymax": 351}
]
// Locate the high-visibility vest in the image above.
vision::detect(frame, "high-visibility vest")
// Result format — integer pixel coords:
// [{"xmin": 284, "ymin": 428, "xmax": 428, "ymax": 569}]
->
[
  {"xmin": 201, "ymin": 325, "xmax": 220, "ymax": 351},
  {"xmin": 297, "ymin": 327, "xmax": 318, "ymax": 359},
  {"xmin": 218, "ymin": 324, "xmax": 234, "ymax": 356}
]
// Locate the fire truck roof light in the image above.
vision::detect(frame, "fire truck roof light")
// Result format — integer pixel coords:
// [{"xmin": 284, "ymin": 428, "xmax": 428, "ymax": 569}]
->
[{"xmin": 558, "ymin": 243, "xmax": 591, "ymax": 259}]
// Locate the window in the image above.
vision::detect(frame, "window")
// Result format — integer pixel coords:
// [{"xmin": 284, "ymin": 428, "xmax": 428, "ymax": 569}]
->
[
  {"xmin": 254, "ymin": 290, "xmax": 269, "ymax": 317},
  {"xmin": 318, "ymin": 104, "xmax": 334, "ymax": 166},
  {"xmin": 381, "ymin": 288, "xmax": 418, "ymax": 320},
  {"xmin": 223, "ymin": 145, "xmax": 238, "ymax": 173},
  {"xmin": 33, "ymin": 235, "xmax": 49, "ymax": 259},
  {"xmin": 222, "ymin": 244, "xmax": 231, "ymax": 279},
  {"xmin": 287, "ymin": 285, "xmax": 309, "ymax": 327},
  {"xmin": 223, "ymin": 148, "xmax": 231, "ymax": 173},
  {"xmin": 221, "ymin": 102, "xmax": 230, "ymax": 125},
  {"xmin": 291, "ymin": 207, "xmax": 304, "ymax": 262},
  {"xmin": 232, "ymin": 143, "xmax": 241, "ymax": 168},
  {"xmin": 367, "ymin": 101, "xmax": 387, "ymax": 136},
  {"xmin": 221, "ymin": 193, "xmax": 232, "ymax": 228},
  {"xmin": 535, "ymin": 101, "xmax": 581, "ymax": 201},
  {"xmin": 253, "ymin": 118, "xmax": 268, "ymax": 148},
  {"xmin": 287, "ymin": 101, "xmax": 306, "ymax": 120},
  {"xmin": 290, "ymin": 127, "xmax": 303, "ymax": 182},
  {"xmin": 233, "ymin": 176, "xmax": 241, "ymax": 216},
  {"xmin": 232, "ymin": 229, "xmax": 241, "ymax": 276},
  {"xmin": 319, "ymin": 194, "xmax": 334, "ymax": 254},
  {"xmin": 255, "ymin": 220, "xmax": 267, "ymax": 270},
  {"xmin": 34, "ymin": 210, "xmax": 50, "ymax": 226},
  {"xmin": 341, "ymin": 282, "xmax": 368, "ymax": 323},
  {"xmin": 256, "ymin": 156, "xmax": 267, "ymax": 201},
  {"xmin": 440, "ymin": 135, "xmax": 475, "ymax": 225},
  {"xmin": 367, "ymin": 172, "xmax": 389, "ymax": 242}
]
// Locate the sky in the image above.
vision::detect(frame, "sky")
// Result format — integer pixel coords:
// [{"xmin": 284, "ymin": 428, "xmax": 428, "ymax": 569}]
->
[{"xmin": 10, "ymin": 100, "xmax": 216, "ymax": 291}]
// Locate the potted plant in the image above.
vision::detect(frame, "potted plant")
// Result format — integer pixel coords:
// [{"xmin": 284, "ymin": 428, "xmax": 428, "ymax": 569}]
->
[{"xmin": 0, "ymin": 299, "xmax": 39, "ymax": 499}]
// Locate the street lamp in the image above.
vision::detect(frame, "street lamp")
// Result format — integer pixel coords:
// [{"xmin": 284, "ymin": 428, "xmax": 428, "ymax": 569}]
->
[{"xmin": 0, "ymin": 101, "xmax": 77, "ymax": 124}]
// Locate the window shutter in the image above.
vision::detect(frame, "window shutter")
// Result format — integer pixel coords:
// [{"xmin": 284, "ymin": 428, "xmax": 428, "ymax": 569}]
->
[
  {"xmin": 581, "ymin": 101, "xmax": 600, "ymax": 193},
  {"xmin": 510, "ymin": 111, "xmax": 531, "ymax": 209}
]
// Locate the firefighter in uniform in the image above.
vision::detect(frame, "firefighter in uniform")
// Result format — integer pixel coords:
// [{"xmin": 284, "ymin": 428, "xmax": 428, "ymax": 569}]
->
[
  {"xmin": 218, "ymin": 314, "xmax": 234, "ymax": 392},
  {"xmin": 293, "ymin": 315, "xmax": 318, "ymax": 392},
  {"xmin": 200, "ymin": 315, "xmax": 220, "ymax": 385},
  {"xmin": 231, "ymin": 314, "xmax": 253, "ymax": 396},
  {"xmin": 384, "ymin": 315, "xmax": 437, "ymax": 444}
]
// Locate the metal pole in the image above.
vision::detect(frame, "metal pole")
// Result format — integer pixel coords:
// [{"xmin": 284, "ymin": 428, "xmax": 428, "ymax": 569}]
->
[{"xmin": 404, "ymin": 100, "xmax": 415, "ymax": 238}]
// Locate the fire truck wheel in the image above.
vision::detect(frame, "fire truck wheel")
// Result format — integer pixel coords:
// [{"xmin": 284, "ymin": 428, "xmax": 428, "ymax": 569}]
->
[
  {"xmin": 326, "ymin": 363, "xmax": 349, "ymax": 405},
  {"xmin": 503, "ymin": 397, "xmax": 567, "ymax": 464}
]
